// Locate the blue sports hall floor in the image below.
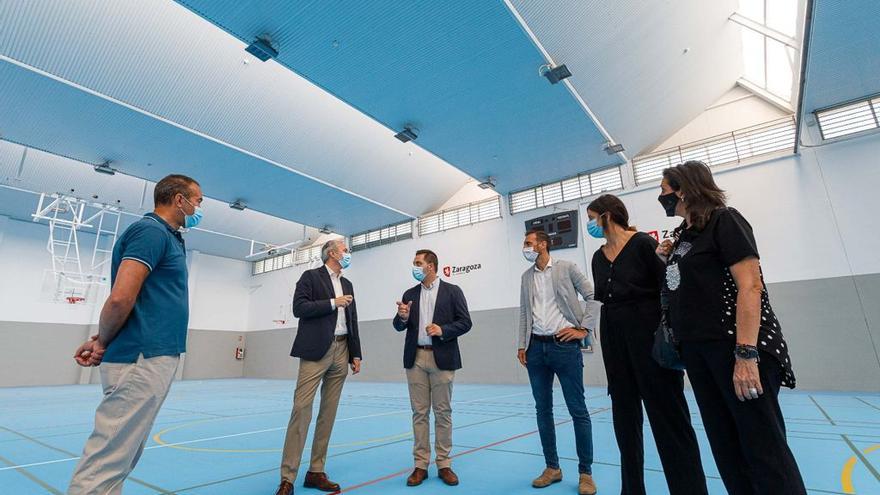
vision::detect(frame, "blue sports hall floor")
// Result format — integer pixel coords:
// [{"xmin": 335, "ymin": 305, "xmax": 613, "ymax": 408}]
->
[{"xmin": 1, "ymin": 379, "xmax": 878, "ymax": 494}]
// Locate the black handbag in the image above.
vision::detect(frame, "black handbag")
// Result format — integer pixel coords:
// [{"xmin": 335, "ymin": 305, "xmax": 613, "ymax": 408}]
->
[{"xmin": 652, "ymin": 292, "xmax": 685, "ymax": 370}]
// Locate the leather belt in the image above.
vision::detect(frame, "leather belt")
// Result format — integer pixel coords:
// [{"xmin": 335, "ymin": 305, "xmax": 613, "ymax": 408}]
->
[
  {"xmin": 530, "ymin": 333, "xmax": 557, "ymax": 343},
  {"xmin": 416, "ymin": 345, "xmax": 433, "ymax": 351},
  {"xmin": 334, "ymin": 335, "xmax": 348, "ymax": 342}
]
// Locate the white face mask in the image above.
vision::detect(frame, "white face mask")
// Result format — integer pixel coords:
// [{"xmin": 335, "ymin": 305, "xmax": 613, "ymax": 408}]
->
[{"xmin": 523, "ymin": 247, "xmax": 539, "ymax": 263}]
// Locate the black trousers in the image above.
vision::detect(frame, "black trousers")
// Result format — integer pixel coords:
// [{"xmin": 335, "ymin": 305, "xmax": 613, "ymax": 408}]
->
[
  {"xmin": 680, "ymin": 340, "xmax": 806, "ymax": 495},
  {"xmin": 601, "ymin": 303, "xmax": 707, "ymax": 495}
]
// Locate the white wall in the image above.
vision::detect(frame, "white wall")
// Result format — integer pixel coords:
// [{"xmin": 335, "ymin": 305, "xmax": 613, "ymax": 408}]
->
[
  {"xmin": 0, "ymin": 216, "xmax": 251, "ymax": 331},
  {"xmin": 249, "ymin": 131, "xmax": 880, "ymax": 329}
]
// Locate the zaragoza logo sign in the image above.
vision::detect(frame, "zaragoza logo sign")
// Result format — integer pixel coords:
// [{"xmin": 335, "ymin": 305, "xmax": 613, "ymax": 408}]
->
[{"xmin": 442, "ymin": 263, "xmax": 482, "ymax": 277}]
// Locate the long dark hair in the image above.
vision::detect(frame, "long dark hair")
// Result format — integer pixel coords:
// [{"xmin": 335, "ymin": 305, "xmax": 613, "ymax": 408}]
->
[
  {"xmin": 661, "ymin": 161, "xmax": 726, "ymax": 231},
  {"xmin": 587, "ymin": 194, "xmax": 636, "ymax": 231}
]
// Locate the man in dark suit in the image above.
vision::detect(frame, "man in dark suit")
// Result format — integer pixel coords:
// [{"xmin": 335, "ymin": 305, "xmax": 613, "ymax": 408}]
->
[
  {"xmin": 393, "ymin": 249, "xmax": 472, "ymax": 488},
  {"xmin": 276, "ymin": 239, "xmax": 362, "ymax": 495}
]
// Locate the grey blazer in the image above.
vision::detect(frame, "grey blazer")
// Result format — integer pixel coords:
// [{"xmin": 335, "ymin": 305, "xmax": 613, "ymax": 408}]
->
[{"xmin": 518, "ymin": 259, "xmax": 600, "ymax": 350}]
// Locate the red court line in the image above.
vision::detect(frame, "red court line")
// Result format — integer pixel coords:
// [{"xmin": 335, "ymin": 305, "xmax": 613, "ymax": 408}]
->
[{"xmin": 338, "ymin": 419, "xmax": 574, "ymax": 493}]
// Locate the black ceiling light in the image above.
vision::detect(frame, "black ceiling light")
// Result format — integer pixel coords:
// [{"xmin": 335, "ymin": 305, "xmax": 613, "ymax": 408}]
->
[
  {"xmin": 541, "ymin": 64, "xmax": 572, "ymax": 84},
  {"xmin": 394, "ymin": 125, "xmax": 419, "ymax": 143},
  {"xmin": 478, "ymin": 177, "xmax": 497, "ymax": 190},
  {"xmin": 604, "ymin": 143, "xmax": 625, "ymax": 154},
  {"xmin": 229, "ymin": 200, "xmax": 247, "ymax": 211},
  {"xmin": 245, "ymin": 37, "xmax": 278, "ymax": 62},
  {"xmin": 93, "ymin": 161, "xmax": 116, "ymax": 176}
]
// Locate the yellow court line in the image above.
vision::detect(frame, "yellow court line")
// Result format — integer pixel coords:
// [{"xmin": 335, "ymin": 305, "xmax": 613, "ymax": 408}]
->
[{"xmin": 841, "ymin": 444, "xmax": 880, "ymax": 494}]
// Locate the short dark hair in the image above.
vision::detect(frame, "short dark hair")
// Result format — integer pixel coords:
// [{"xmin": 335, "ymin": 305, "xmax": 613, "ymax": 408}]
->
[
  {"xmin": 587, "ymin": 194, "xmax": 634, "ymax": 230},
  {"xmin": 415, "ymin": 249, "xmax": 438, "ymax": 271},
  {"xmin": 527, "ymin": 229, "xmax": 550, "ymax": 246},
  {"xmin": 154, "ymin": 174, "xmax": 200, "ymax": 206}
]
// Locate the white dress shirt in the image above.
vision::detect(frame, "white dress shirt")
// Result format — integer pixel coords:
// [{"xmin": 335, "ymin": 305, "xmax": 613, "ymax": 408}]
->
[
  {"xmin": 531, "ymin": 258, "xmax": 569, "ymax": 336},
  {"xmin": 326, "ymin": 265, "xmax": 348, "ymax": 336},
  {"xmin": 417, "ymin": 279, "xmax": 439, "ymax": 345}
]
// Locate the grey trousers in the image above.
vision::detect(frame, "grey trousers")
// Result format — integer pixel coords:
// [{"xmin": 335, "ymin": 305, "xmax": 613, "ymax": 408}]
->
[{"xmin": 67, "ymin": 354, "xmax": 179, "ymax": 495}]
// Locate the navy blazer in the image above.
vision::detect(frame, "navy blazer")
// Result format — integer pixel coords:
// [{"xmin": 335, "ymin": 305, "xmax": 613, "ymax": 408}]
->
[
  {"xmin": 392, "ymin": 280, "xmax": 472, "ymax": 370},
  {"xmin": 290, "ymin": 266, "xmax": 362, "ymax": 363}
]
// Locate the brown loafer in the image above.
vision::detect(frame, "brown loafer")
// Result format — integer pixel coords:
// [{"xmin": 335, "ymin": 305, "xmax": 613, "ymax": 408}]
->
[
  {"xmin": 303, "ymin": 472, "xmax": 340, "ymax": 492},
  {"xmin": 406, "ymin": 468, "xmax": 428, "ymax": 486},
  {"xmin": 274, "ymin": 479, "xmax": 294, "ymax": 495},
  {"xmin": 438, "ymin": 467, "xmax": 459, "ymax": 486}
]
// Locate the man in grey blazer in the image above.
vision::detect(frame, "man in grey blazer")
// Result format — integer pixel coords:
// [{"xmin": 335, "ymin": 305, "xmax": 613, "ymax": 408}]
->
[{"xmin": 518, "ymin": 230, "xmax": 600, "ymax": 495}]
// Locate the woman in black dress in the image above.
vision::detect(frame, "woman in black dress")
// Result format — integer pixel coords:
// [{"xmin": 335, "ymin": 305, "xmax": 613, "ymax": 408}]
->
[
  {"xmin": 656, "ymin": 161, "xmax": 805, "ymax": 494},
  {"xmin": 587, "ymin": 194, "xmax": 707, "ymax": 495}
]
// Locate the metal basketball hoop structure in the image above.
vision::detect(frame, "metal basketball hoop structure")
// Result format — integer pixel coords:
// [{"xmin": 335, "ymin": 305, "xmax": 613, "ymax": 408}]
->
[{"xmin": 32, "ymin": 193, "xmax": 120, "ymax": 304}]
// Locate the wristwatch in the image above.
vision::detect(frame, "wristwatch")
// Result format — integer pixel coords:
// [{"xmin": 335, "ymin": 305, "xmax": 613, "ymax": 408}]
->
[{"xmin": 734, "ymin": 344, "xmax": 760, "ymax": 362}]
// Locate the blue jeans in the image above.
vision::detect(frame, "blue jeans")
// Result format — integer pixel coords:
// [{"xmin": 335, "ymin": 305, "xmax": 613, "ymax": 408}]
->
[{"xmin": 526, "ymin": 338, "xmax": 593, "ymax": 474}]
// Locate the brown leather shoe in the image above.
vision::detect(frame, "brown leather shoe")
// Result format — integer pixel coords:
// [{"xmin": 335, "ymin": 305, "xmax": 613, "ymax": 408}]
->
[
  {"xmin": 274, "ymin": 480, "xmax": 294, "ymax": 495},
  {"xmin": 578, "ymin": 473, "xmax": 597, "ymax": 495},
  {"xmin": 532, "ymin": 467, "xmax": 562, "ymax": 488},
  {"xmin": 406, "ymin": 468, "xmax": 428, "ymax": 486},
  {"xmin": 438, "ymin": 467, "xmax": 459, "ymax": 486},
  {"xmin": 303, "ymin": 472, "xmax": 340, "ymax": 492}
]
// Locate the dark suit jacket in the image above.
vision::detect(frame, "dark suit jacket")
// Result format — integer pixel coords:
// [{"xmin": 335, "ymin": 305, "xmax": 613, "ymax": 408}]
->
[
  {"xmin": 290, "ymin": 266, "xmax": 362, "ymax": 363},
  {"xmin": 392, "ymin": 280, "xmax": 472, "ymax": 370}
]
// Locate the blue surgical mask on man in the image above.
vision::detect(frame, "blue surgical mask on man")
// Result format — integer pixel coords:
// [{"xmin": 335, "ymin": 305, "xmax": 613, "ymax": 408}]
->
[
  {"xmin": 339, "ymin": 252, "xmax": 352, "ymax": 269},
  {"xmin": 587, "ymin": 218, "xmax": 604, "ymax": 239},
  {"xmin": 522, "ymin": 247, "xmax": 539, "ymax": 263},
  {"xmin": 412, "ymin": 266, "xmax": 426, "ymax": 282},
  {"xmin": 180, "ymin": 197, "xmax": 203, "ymax": 229}
]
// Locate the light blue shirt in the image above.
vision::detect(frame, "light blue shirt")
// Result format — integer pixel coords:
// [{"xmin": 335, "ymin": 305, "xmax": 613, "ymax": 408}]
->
[{"xmin": 417, "ymin": 279, "xmax": 439, "ymax": 345}]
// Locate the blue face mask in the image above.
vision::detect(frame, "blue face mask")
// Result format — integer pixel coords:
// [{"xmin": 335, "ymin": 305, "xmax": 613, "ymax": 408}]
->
[
  {"xmin": 412, "ymin": 266, "xmax": 426, "ymax": 282},
  {"xmin": 339, "ymin": 252, "xmax": 352, "ymax": 269},
  {"xmin": 587, "ymin": 218, "xmax": 604, "ymax": 238},
  {"xmin": 181, "ymin": 197, "xmax": 203, "ymax": 229}
]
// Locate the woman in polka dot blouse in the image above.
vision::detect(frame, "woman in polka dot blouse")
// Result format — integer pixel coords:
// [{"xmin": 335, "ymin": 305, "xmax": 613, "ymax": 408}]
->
[{"xmin": 655, "ymin": 161, "xmax": 805, "ymax": 495}]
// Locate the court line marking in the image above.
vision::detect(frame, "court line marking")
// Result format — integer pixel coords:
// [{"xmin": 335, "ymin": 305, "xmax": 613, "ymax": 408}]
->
[
  {"xmin": 0, "ymin": 390, "xmax": 533, "ymax": 472},
  {"xmin": 0, "ymin": 425, "xmax": 176, "ymax": 494},
  {"xmin": 166, "ymin": 412, "xmax": 526, "ymax": 493},
  {"xmin": 810, "ymin": 395, "xmax": 838, "ymax": 426},
  {"xmin": 0, "ymin": 451, "xmax": 63, "ymax": 495},
  {"xmin": 840, "ymin": 441, "xmax": 880, "ymax": 494},
  {"xmin": 338, "ymin": 407, "xmax": 612, "ymax": 493}
]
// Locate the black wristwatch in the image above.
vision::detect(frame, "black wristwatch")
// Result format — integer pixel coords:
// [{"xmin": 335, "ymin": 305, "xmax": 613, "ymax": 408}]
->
[{"xmin": 734, "ymin": 344, "xmax": 760, "ymax": 362}]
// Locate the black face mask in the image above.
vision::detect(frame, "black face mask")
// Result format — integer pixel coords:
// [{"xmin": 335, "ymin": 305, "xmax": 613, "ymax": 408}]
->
[{"xmin": 658, "ymin": 192, "xmax": 680, "ymax": 217}]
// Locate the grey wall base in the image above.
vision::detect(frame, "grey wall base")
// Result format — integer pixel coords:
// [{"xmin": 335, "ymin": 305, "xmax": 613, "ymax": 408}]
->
[
  {"xmin": 3, "ymin": 274, "xmax": 879, "ymax": 391},
  {"xmin": 242, "ymin": 273, "xmax": 880, "ymax": 392}
]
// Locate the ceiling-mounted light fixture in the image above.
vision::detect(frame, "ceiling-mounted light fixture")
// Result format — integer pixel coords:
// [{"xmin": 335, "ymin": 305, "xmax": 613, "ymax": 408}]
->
[
  {"xmin": 319, "ymin": 225, "xmax": 333, "ymax": 234},
  {"xmin": 603, "ymin": 142, "xmax": 625, "ymax": 155},
  {"xmin": 229, "ymin": 200, "xmax": 247, "ymax": 211},
  {"xmin": 394, "ymin": 125, "xmax": 419, "ymax": 143},
  {"xmin": 478, "ymin": 177, "xmax": 497, "ymax": 190},
  {"xmin": 245, "ymin": 37, "xmax": 278, "ymax": 62},
  {"xmin": 540, "ymin": 64, "xmax": 572, "ymax": 84},
  {"xmin": 93, "ymin": 161, "xmax": 116, "ymax": 175}
]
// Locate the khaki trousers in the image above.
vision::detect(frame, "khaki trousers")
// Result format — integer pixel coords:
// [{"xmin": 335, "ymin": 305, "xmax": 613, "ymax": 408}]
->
[
  {"xmin": 406, "ymin": 349, "xmax": 455, "ymax": 469},
  {"xmin": 280, "ymin": 340, "xmax": 349, "ymax": 482},
  {"xmin": 67, "ymin": 354, "xmax": 179, "ymax": 495}
]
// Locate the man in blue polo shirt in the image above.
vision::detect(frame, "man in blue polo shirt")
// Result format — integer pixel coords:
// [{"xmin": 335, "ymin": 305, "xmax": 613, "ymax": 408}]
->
[{"xmin": 68, "ymin": 174, "xmax": 203, "ymax": 495}]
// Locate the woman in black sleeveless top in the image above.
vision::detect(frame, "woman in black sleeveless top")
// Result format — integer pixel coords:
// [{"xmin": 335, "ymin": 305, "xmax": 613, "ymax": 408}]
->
[
  {"xmin": 657, "ymin": 161, "xmax": 805, "ymax": 494},
  {"xmin": 587, "ymin": 194, "xmax": 706, "ymax": 495}
]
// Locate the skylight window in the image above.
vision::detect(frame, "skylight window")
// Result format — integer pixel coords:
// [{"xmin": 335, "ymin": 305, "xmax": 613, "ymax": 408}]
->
[{"xmin": 735, "ymin": 0, "xmax": 802, "ymax": 106}]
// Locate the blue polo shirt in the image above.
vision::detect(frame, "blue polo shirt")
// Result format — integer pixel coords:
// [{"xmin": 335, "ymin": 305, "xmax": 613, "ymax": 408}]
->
[{"xmin": 102, "ymin": 213, "xmax": 189, "ymax": 363}]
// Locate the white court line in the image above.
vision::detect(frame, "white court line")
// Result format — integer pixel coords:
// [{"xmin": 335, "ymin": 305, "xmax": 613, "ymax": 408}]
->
[{"xmin": 0, "ymin": 391, "xmax": 531, "ymax": 472}]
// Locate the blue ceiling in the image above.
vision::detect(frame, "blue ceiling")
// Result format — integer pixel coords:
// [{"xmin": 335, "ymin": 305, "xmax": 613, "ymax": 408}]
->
[
  {"xmin": 0, "ymin": 57, "xmax": 409, "ymax": 235},
  {"xmin": 177, "ymin": 0, "xmax": 622, "ymax": 194},
  {"xmin": 802, "ymin": 0, "xmax": 880, "ymax": 112}
]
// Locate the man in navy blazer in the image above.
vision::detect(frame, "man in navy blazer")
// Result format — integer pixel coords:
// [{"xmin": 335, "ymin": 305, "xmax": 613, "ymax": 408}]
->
[
  {"xmin": 276, "ymin": 239, "xmax": 362, "ymax": 495},
  {"xmin": 393, "ymin": 249, "xmax": 472, "ymax": 488}
]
